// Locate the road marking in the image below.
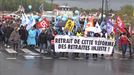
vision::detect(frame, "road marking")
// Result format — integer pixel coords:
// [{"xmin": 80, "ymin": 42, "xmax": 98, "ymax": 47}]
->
[
  {"xmin": 5, "ymin": 49, "xmax": 17, "ymax": 53},
  {"xmin": 35, "ymin": 49, "xmax": 44, "ymax": 53},
  {"xmin": 24, "ymin": 55, "xmax": 35, "ymax": 59},
  {"xmin": 21, "ymin": 49, "xmax": 39, "ymax": 55},
  {"xmin": 6, "ymin": 58, "xmax": 17, "ymax": 60},
  {"xmin": 75, "ymin": 58, "xmax": 84, "ymax": 60},
  {"xmin": 43, "ymin": 57, "xmax": 53, "ymax": 60},
  {"xmin": 59, "ymin": 57, "xmax": 68, "ymax": 60}
]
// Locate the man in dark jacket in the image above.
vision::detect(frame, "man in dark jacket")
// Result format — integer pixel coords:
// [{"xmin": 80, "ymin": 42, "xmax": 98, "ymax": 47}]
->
[
  {"xmin": 19, "ymin": 26, "xmax": 28, "ymax": 48},
  {"xmin": 3, "ymin": 25, "xmax": 14, "ymax": 47},
  {"xmin": 38, "ymin": 29, "xmax": 47, "ymax": 54}
]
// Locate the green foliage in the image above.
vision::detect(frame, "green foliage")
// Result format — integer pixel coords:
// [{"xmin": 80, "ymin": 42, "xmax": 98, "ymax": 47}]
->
[
  {"xmin": 0, "ymin": 0, "xmax": 52, "ymax": 12},
  {"xmin": 116, "ymin": 5, "xmax": 134, "ymax": 27}
]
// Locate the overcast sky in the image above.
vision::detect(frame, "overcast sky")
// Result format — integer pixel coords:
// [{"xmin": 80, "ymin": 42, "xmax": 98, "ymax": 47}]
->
[{"xmin": 46, "ymin": 0, "xmax": 134, "ymax": 10}]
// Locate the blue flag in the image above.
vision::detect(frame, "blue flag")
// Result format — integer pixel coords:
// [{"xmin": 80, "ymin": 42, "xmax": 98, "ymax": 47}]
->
[
  {"xmin": 26, "ymin": 15, "xmax": 36, "ymax": 30},
  {"xmin": 83, "ymin": 19, "xmax": 87, "ymax": 30},
  {"xmin": 21, "ymin": 13, "xmax": 30, "ymax": 26},
  {"xmin": 106, "ymin": 19, "xmax": 114, "ymax": 34}
]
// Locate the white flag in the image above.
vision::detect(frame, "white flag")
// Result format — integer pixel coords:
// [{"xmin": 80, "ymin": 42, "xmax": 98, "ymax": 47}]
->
[{"xmin": 21, "ymin": 13, "xmax": 30, "ymax": 26}]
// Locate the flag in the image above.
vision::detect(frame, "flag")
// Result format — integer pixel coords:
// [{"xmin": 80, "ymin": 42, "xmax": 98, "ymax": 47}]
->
[
  {"xmin": 84, "ymin": 16, "xmax": 94, "ymax": 37},
  {"xmin": 55, "ymin": 19, "xmax": 60, "ymax": 27},
  {"xmin": 26, "ymin": 15, "xmax": 36, "ymax": 30},
  {"xmin": 75, "ymin": 20, "xmax": 81, "ymax": 27},
  {"xmin": 83, "ymin": 18, "xmax": 87, "ymax": 30},
  {"xmin": 113, "ymin": 21, "xmax": 118, "ymax": 34},
  {"xmin": 94, "ymin": 22, "xmax": 101, "ymax": 33},
  {"xmin": 86, "ymin": 16, "xmax": 94, "ymax": 27},
  {"xmin": 37, "ymin": 18, "xmax": 50, "ymax": 29},
  {"xmin": 55, "ymin": 16, "xmax": 62, "ymax": 27},
  {"xmin": 116, "ymin": 16, "xmax": 126, "ymax": 33},
  {"xmin": 21, "ymin": 13, "xmax": 30, "ymax": 26},
  {"xmin": 84, "ymin": 16, "xmax": 94, "ymax": 32},
  {"xmin": 64, "ymin": 19, "xmax": 75, "ymax": 32},
  {"xmin": 73, "ymin": 15, "xmax": 81, "ymax": 27},
  {"xmin": 100, "ymin": 20, "xmax": 106, "ymax": 30},
  {"xmin": 106, "ymin": 19, "xmax": 114, "ymax": 34}
]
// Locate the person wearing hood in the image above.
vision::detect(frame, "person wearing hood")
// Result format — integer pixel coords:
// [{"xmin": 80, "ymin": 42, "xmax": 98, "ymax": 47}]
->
[
  {"xmin": 27, "ymin": 26, "xmax": 36, "ymax": 49},
  {"xmin": 9, "ymin": 27, "xmax": 20, "ymax": 51}
]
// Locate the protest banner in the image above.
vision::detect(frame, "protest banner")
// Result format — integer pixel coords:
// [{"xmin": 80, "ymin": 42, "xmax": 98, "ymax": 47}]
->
[
  {"xmin": 55, "ymin": 35, "xmax": 115, "ymax": 55},
  {"xmin": 64, "ymin": 19, "xmax": 74, "ymax": 32}
]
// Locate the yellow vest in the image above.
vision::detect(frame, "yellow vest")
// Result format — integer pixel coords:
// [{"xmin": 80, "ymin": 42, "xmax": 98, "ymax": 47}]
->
[{"xmin": 76, "ymin": 32, "xmax": 82, "ymax": 36}]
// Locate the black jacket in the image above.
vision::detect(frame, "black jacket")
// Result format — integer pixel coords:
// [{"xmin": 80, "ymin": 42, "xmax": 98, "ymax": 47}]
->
[
  {"xmin": 3, "ymin": 26, "xmax": 14, "ymax": 38},
  {"xmin": 38, "ymin": 32, "xmax": 47, "ymax": 44},
  {"xmin": 19, "ymin": 28, "xmax": 28, "ymax": 40}
]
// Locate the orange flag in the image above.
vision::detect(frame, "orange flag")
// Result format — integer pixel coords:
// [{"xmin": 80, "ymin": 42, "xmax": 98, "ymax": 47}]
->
[
  {"xmin": 86, "ymin": 16, "xmax": 94, "ymax": 27},
  {"xmin": 84, "ymin": 16, "xmax": 94, "ymax": 37}
]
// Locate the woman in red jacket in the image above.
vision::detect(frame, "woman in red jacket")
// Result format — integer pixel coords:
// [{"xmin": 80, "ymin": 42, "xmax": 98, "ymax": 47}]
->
[{"xmin": 119, "ymin": 33, "xmax": 130, "ymax": 58}]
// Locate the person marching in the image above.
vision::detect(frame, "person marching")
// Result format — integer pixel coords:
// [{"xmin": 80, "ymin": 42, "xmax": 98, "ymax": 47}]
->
[
  {"xmin": 38, "ymin": 29, "xmax": 47, "ymax": 54},
  {"xmin": 27, "ymin": 26, "xmax": 36, "ymax": 49},
  {"xmin": 119, "ymin": 33, "xmax": 130, "ymax": 58},
  {"xmin": 9, "ymin": 27, "xmax": 20, "ymax": 52}
]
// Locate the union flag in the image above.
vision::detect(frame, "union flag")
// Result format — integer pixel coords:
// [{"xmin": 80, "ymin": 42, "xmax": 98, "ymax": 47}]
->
[{"xmin": 37, "ymin": 18, "xmax": 50, "ymax": 29}]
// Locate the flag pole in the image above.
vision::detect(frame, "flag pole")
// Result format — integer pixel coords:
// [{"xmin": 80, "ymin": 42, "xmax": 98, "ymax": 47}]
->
[
  {"xmin": 105, "ymin": 0, "xmax": 109, "ymax": 33},
  {"xmin": 101, "ymin": 0, "xmax": 104, "ymax": 22}
]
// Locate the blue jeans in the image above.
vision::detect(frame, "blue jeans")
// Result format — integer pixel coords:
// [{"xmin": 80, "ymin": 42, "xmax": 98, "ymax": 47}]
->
[
  {"xmin": 121, "ymin": 44, "xmax": 128, "ymax": 57},
  {"xmin": 40, "ymin": 43, "xmax": 47, "ymax": 53},
  {"xmin": 20, "ymin": 40, "xmax": 24, "ymax": 48},
  {"xmin": 47, "ymin": 40, "xmax": 51, "ymax": 50}
]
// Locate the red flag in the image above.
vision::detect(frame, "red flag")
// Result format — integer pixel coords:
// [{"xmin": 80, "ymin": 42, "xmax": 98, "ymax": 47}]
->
[
  {"xmin": 113, "ymin": 16, "xmax": 126, "ymax": 34},
  {"xmin": 113, "ymin": 21, "xmax": 118, "ymax": 34},
  {"xmin": 37, "ymin": 18, "xmax": 50, "ymax": 29},
  {"xmin": 116, "ymin": 16, "xmax": 126, "ymax": 33}
]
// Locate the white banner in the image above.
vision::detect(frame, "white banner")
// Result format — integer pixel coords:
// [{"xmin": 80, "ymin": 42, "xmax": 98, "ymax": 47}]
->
[{"xmin": 54, "ymin": 35, "xmax": 115, "ymax": 55}]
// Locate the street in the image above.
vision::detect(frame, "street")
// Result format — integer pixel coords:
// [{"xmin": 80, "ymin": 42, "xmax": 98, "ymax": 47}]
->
[
  {"xmin": 0, "ymin": 0, "xmax": 134, "ymax": 75},
  {"xmin": 0, "ymin": 45, "xmax": 134, "ymax": 75}
]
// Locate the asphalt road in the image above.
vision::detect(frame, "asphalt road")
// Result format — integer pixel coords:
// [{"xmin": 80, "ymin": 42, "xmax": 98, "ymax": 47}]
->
[{"xmin": 0, "ymin": 46, "xmax": 134, "ymax": 75}]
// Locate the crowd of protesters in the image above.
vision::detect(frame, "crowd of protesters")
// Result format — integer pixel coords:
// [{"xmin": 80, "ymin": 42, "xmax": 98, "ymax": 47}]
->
[{"xmin": 0, "ymin": 13, "xmax": 133, "ymax": 59}]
